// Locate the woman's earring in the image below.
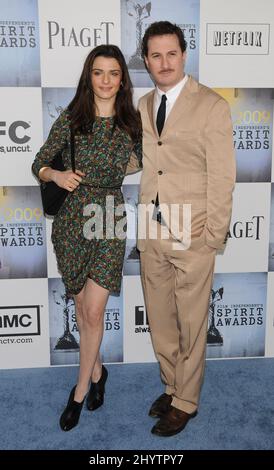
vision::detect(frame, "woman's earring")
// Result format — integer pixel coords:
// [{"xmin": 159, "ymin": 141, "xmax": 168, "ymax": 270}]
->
[{"xmin": 120, "ymin": 81, "xmax": 124, "ymax": 88}]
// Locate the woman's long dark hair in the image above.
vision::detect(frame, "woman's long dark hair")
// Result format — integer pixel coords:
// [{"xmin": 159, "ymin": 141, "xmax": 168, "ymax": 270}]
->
[{"xmin": 68, "ymin": 44, "xmax": 141, "ymax": 142}]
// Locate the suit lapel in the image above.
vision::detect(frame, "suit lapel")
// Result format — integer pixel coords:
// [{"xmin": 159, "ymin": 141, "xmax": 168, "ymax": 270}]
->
[
  {"xmin": 145, "ymin": 76, "xmax": 199, "ymax": 137},
  {"xmin": 146, "ymin": 90, "xmax": 157, "ymax": 135},
  {"xmin": 161, "ymin": 75, "xmax": 199, "ymax": 137}
]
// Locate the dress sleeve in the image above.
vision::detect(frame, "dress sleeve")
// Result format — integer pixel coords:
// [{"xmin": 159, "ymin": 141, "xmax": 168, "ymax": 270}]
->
[
  {"xmin": 31, "ymin": 110, "xmax": 70, "ymax": 181},
  {"xmin": 126, "ymin": 138, "xmax": 143, "ymax": 175}
]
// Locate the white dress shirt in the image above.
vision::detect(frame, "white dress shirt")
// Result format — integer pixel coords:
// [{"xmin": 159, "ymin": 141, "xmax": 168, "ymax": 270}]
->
[{"xmin": 153, "ymin": 74, "xmax": 188, "ymax": 126}]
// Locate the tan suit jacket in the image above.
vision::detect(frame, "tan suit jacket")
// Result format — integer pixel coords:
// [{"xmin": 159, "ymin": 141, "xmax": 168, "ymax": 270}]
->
[{"xmin": 137, "ymin": 76, "xmax": 236, "ymax": 252}]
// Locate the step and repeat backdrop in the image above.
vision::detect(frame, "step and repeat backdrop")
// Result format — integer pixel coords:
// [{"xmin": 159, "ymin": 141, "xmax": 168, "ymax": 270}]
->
[{"xmin": 1, "ymin": 0, "xmax": 274, "ymax": 369}]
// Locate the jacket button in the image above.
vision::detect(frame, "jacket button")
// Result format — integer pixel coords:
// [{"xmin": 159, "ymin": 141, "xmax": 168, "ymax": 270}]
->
[
  {"xmin": 158, "ymin": 141, "xmax": 162, "ymax": 146},
  {"xmin": 158, "ymin": 170, "xmax": 163, "ymax": 175}
]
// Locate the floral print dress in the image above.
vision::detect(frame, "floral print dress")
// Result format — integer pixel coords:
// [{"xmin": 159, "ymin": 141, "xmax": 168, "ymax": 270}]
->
[{"xmin": 32, "ymin": 110, "xmax": 142, "ymax": 295}]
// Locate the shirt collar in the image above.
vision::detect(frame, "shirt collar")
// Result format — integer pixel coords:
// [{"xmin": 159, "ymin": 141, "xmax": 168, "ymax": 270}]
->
[{"xmin": 156, "ymin": 74, "xmax": 188, "ymax": 104}]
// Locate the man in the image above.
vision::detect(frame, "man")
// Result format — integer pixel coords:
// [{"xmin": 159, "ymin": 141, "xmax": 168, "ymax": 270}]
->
[{"xmin": 137, "ymin": 21, "xmax": 235, "ymax": 436}]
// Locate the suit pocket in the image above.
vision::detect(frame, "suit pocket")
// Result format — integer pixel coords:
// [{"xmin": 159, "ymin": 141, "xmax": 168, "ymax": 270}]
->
[
  {"xmin": 167, "ymin": 204, "xmax": 206, "ymax": 246},
  {"xmin": 190, "ymin": 206, "xmax": 207, "ymax": 238},
  {"xmin": 170, "ymin": 204, "xmax": 207, "ymax": 241}
]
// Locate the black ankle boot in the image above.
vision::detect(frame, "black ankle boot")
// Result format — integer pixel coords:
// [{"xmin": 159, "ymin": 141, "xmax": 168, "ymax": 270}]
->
[
  {"xmin": 87, "ymin": 365, "xmax": 108, "ymax": 411},
  {"xmin": 59, "ymin": 386, "xmax": 85, "ymax": 431}
]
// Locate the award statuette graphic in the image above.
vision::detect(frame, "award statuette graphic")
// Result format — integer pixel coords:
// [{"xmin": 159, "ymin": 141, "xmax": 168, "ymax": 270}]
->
[
  {"xmin": 207, "ymin": 287, "xmax": 224, "ymax": 346},
  {"xmin": 46, "ymin": 101, "xmax": 63, "ymax": 120},
  {"xmin": 53, "ymin": 290, "xmax": 79, "ymax": 351},
  {"xmin": 126, "ymin": 0, "xmax": 151, "ymax": 69},
  {"xmin": 126, "ymin": 194, "xmax": 139, "ymax": 261},
  {"xmin": 123, "ymin": 186, "xmax": 141, "ymax": 275}
]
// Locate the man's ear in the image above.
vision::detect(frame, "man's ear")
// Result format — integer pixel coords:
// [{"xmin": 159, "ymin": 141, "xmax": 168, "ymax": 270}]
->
[{"xmin": 144, "ymin": 56, "xmax": 149, "ymax": 72}]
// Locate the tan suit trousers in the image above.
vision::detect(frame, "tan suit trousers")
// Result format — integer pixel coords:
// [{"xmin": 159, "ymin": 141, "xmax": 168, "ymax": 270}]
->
[{"xmin": 140, "ymin": 224, "xmax": 216, "ymax": 414}]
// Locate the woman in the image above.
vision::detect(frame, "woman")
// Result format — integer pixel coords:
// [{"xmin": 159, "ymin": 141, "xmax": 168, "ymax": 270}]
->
[{"xmin": 32, "ymin": 45, "xmax": 142, "ymax": 431}]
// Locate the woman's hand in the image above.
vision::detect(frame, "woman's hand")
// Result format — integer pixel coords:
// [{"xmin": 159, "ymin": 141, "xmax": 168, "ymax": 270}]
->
[{"xmin": 53, "ymin": 169, "xmax": 86, "ymax": 191}]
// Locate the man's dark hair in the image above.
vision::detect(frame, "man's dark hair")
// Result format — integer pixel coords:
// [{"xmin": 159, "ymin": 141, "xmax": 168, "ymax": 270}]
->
[{"xmin": 141, "ymin": 21, "xmax": 187, "ymax": 58}]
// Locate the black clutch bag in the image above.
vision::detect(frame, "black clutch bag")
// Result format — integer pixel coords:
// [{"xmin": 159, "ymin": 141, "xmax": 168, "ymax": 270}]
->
[{"xmin": 40, "ymin": 127, "xmax": 75, "ymax": 216}]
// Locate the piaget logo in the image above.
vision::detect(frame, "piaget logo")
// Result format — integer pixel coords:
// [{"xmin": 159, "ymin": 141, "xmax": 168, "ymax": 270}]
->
[
  {"xmin": 206, "ymin": 23, "xmax": 270, "ymax": 55},
  {"xmin": 47, "ymin": 21, "xmax": 115, "ymax": 49},
  {"xmin": 227, "ymin": 216, "xmax": 264, "ymax": 240}
]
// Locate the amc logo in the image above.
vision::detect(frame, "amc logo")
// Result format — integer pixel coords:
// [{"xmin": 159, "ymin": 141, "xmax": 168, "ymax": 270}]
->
[{"xmin": 0, "ymin": 305, "xmax": 40, "ymax": 337}]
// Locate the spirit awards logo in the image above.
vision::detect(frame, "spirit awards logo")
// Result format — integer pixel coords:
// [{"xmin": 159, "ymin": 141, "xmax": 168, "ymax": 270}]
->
[
  {"xmin": 52, "ymin": 290, "xmax": 79, "ymax": 351},
  {"xmin": 207, "ymin": 282, "xmax": 264, "ymax": 344},
  {"xmin": 206, "ymin": 23, "xmax": 270, "ymax": 55},
  {"xmin": 207, "ymin": 274, "xmax": 265, "ymax": 357},
  {"xmin": 231, "ymin": 88, "xmax": 273, "ymax": 182},
  {"xmin": 135, "ymin": 305, "xmax": 150, "ymax": 333},
  {"xmin": 0, "ymin": 21, "xmax": 37, "ymax": 48},
  {"xmin": 0, "ymin": 186, "xmax": 47, "ymax": 278},
  {"xmin": 126, "ymin": 0, "xmax": 151, "ymax": 69},
  {"xmin": 234, "ymin": 125, "xmax": 270, "ymax": 152},
  {"xmin": 105, "ymin": 308, "xmax": 121, "ymax": 331},
  {"xmin": 207, "ymin": 288, "xmax": 224, "ymax": 346},
  {"xmin": 0, "ymin": 198, "xmax": 44, "ymax": 248},
  {"xmin": 0, "ymin": 4, "xmax": 40, "ymax": 87}
]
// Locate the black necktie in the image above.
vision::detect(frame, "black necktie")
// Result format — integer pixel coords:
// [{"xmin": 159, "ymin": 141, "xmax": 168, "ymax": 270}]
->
[
  {"xmin": 154, "ymin": 95, "xmax": 167, "ymax": 222},
  {"xmin": 156, "ymin": 94, "xmax": 167, "ymax": 136}
]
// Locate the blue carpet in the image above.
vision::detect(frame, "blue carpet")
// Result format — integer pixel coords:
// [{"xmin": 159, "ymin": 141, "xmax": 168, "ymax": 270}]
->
[{"xmin": 0, "ymin": 359, "xmax": 273, "ymax": 450}]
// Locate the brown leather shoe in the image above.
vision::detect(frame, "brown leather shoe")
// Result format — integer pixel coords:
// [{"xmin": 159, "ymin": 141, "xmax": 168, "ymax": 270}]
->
[
  {"xmin": 151, "ymin": 406, "xmax": 197, "ymax": 436},
  {"xmin": 148, "ymin": 393, "xmax": 172, "ymax": 418}
]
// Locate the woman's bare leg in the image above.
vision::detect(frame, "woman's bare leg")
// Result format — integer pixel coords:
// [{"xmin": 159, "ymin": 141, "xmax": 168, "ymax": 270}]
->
[{"xmin": 73, "ymin": 278, "xmax": 109, "ymax": 402}]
